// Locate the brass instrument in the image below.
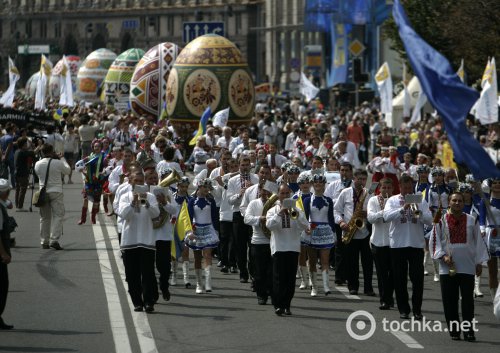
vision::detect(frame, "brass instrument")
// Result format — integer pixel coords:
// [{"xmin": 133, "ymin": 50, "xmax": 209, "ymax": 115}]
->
[
  {"xmin": 159, "ymin": 169, "xmax": 182, "ymax": 188},
  {"xmin": 411, "ymin": 203, "xmax": 421, "ymax": 218},
  {"xmin": 342, "ymin": 190, "xmax": 368, "ymax": 244},
  {"xmin": 448, "ymin": 261, "xmax": 457, "ymax": 277},
  {"xmin": 261, "ymin": 194, "xmax": 279, "ymax": 238},
  {"xmin": 290, "ymin": 208, "xmax": 299, "ymax": 220}
]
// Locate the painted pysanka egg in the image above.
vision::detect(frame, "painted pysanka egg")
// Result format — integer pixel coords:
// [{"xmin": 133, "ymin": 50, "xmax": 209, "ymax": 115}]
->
[
  {"xmin": 49, "ymin": 55, "xmax": 81, "ymax": 98},
  {"xmin": 76, "ymin": 48, "xmax": 117, "ymax": 103},
  {"xmin": 103, "ymin": 48, "xmax": 144, "ymax": 110},
  {"xmin": 166, "ymin": 34, "xmax": 255, "ymax": 131},
  {"xmin": 129, "ymin": 42, "xmax": 182, "ymax": 119}
]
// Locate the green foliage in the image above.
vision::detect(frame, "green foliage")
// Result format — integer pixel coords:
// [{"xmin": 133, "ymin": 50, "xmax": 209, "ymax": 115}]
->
[{"xmin": 383, "ymin": 0, "xmax": 500, "ymax": 85}]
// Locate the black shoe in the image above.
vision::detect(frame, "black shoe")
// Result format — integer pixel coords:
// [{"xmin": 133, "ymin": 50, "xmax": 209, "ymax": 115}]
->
[
  {"xmin": 220, "ymin": 266, "xmax": 229, "ymax": 273},
  {"xmin": 257, "ymin": 297, "xmax": 267, "ymax": 305},
  {"xmin": 379, "ymin": 303, "xmax": 391, "ymax": 310},
  {"xmin": 364, "ymin": 291, "xmax": 376, "ymax": 297},
  {"xmin": 400, "ymin": 313, "xmax": 410, "ymax": 320},
  {"xmin": 413, "ymin": 313, "xmax": 423, "ymax": 321},
  {"xmin": 463, "ymin": 332, "xmax": 476, "ymax": 342},
  {"xmin": 41, "ymin": 244, "xmax": 50, "ymax": 249},
  {"xmin": 162, "ymin": 289, "xmax": 171, "ymax": 301},
  {"xmin": 275, "ymin": 308, "xmax": 284, "ymax": 316},
  {"xmin": 284, "ymin": 308, "xmax": 292, "ymax": 316},
  {"xmin": 230, "ymin": 266, "xmax": 238, "ymax": 274},
  {"xmin": 49, "ymin": 242, "xmax": 63, "ymax": 250},
  {"xmin": 0, "ymin": 318, "xmax": 14, "ymax": 330},
  {"xmin": 349, "ymin": 289, "xmax": 358, "ymax": 295},
  {"xmin": 450, "ymin": 334, "xmax": 461, "ymax": 341},
  {"xmin": 145, "ymin": 305, "xmax": 154, "ymax": 313},
  {"xmin": 185, "ymin": 282, "xmax": 191, "ymax": 289},
  {"xmin": 240, "ymin": 278, "xmax": 249, "ymax": 283},
  {"xmin": 134, "ymin": 305, "xmax": 143, "ymax": 312}
]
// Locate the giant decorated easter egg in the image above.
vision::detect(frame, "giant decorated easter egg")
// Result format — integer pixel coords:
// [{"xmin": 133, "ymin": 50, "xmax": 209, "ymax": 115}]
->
[
  {"xmin": 166, "ymin": 34, "xmax": 255, "ymax": 134},
  {"xmin": 76, "ymin": 48, "xmax": 116, "ymax": 103},
  {"xmin": 129, "ymin": 42, "xmax": 182, "ymax": 119},
  {"xmin": 103, "ymin": 48, "xmax": 144, "ymax": 110},
  {"xmin": 49, "ymin": 55, "xmax": 81, "ymax": 98}
]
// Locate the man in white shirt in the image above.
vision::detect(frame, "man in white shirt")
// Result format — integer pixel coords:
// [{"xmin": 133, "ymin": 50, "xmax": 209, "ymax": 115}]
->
[
  {"xmin": 266, "ymin": 184, "xmax": 309, "ymax": 316},
  {"xmin": 244, "ymin": 181, "xmax": 276, "ymax": 305},
  {"xmin": 334, "ymin": 169, "xmax": 374, "ymax": 296},
  {"xmin": 217, "ymin": 127, "xmax": 234, "ymax": 150},
  {"xmin": 34, "ymin": 144, "xmax": 71, "ymax": 250},
  {"xmin": 227, "ymin": 156, "xmax": 259, "ymax": 283},
  {"xmin": 367, "ymin": 178, "xmax": 395, "ymax": 310},
  {"xmin": 383, "ymin": 175, "xmax": 433, "ymax": 320},
  {"xmin": 266, "ymin": 143, "xmax": 288, "ymax": 169},
  {"xmin": 333, "ymin": 132, "xmax": 360, "ymax": 169}
]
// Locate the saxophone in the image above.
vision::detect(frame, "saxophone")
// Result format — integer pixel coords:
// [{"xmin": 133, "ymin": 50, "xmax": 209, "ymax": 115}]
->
[
  {"xmin": 261, "ymin": 194, "xmax": 279, "ymax": 238},
  {"xmin": 342, "ymin": 189, "xmax": 368, "ymax": 244}
]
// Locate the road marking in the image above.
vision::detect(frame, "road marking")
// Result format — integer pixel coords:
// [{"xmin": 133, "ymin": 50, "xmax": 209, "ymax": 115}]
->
[
  {"xmin": 92, "ymin": 224, "xmax": 133, "ymax": 353},
  {"xmin": 391, "ymin": 330, "xmax": 424, "ymax": 349},
  {"xmin": 104, "ymin": 222, "xmax": 159, "ymax": 353},
  {"xmin": 335, "ymin": 285, "xmax": 361, "ymax": 300}
]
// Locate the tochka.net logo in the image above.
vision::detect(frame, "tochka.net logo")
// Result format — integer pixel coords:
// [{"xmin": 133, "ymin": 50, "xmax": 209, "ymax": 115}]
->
[{"xmin": 346, "ymin": 310, "xmax": 478, "ymax": 341}]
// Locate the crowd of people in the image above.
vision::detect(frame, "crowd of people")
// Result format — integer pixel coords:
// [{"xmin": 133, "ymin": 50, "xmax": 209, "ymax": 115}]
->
[{"xmin": 0, "ymin": 95, "xmax": 499, "ymax": 339}]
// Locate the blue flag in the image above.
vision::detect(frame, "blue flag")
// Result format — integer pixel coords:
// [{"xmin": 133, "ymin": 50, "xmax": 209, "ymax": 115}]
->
[
  {"xmin": 393, "ymin": 0, "xmax": 500, "ymax": 180},
  {"xmin": 189, "ymin": 106, "xmax": 211, "ymax": 146}
]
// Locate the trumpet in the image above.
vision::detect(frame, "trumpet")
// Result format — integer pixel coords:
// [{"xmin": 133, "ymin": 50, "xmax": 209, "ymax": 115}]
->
[
  {"xmin": 448, "ymin": 261, "xmax": 457, "ymax": 277},
  {"xmin": 290, "ymin": 208, "xmax": 299, "ymax": 220},
  {"xmin": 410, "ymin": 203, "xmax": 421, "ymax": 218}
]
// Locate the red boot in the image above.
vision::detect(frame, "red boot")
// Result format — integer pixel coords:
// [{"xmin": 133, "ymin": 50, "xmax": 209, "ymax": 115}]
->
[
  {"xmin": 77, "ymin": 207, "xmax": 87, "ymax": 225},
  {"xmin": 91, "ymin": 206, "xmax": 99, "ymax": 224}
]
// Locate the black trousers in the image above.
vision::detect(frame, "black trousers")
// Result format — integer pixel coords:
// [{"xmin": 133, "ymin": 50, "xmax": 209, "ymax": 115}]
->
[
  {"xmin": 0, "ymin": 263, "xmax": 8, "ymax": 318},
  {"xmin": 334, "ymin": 225, "xmax": 347, "ymax": 282},
  {"xmin": 251, "ymin": 244, "xmax": 273, "ymax": 300},
  {"xmin": 391, "ymin": 247, "xmax": 424, "ymax": 315},
  {"xmin": 346, "ymin": 237, "xmax": 374, "ymax": 293},
  {"xmin": 232, "ymin": 212, "xmax": 252, "ymax": 279},
  {"xmin": 220, "ymin": 220, "xmax": 236, "ymax": 267},
  {"xmin": 155, "ymin": 240, "xmax": 172, "ymax": 294},
  {"xmin": 440, "ymin": 274, "xmax": 475, "ymax": 336},
  {"xmin": 123, "ymin": 247, "xmax": 156, "ymax": 307},
  {"xmin": 372, "ymin": 244, "xmax": 394, "ymax": 305},
  {"xmin": 273, "ymin": 251, "xmax": 299, "ymax": 310}
]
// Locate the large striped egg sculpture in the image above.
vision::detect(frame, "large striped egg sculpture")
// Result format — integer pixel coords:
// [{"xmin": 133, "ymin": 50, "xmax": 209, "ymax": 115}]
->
[
  {"xmin": 103, "ymin": 48, "xmax": 144, "ymax": 109},
  {"xmin": 76, "ymin": 48, "xmax": 117, "ymax": 103},
  {"xmin": 129, "ymin": 42, "xmax": 182, "ymax": 119},
  {"xmin": 166, "ymin": 34, "xmax": 255, "ymax": 135},
  {"xmin": 49, "ymin": 55, "xmax": 81, "ymax": 98}
]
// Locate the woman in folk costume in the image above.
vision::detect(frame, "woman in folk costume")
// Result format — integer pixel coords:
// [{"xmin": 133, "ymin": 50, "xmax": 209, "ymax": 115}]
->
[
  {"xmin": 100, "ymin": 138, "xmax": 113, "ymax": 215},
  {"xmin": 294, "ymin": 173, "xmax": 312, "ymax": 290},
  {"xmin": 75, "ymin": 139, "xmax": 112, "ymax": 225},
  {"xmin": 479, "ymin": 177, "xmax": 500, "ymax": 302},
  {"xmin": 186, "ymin": 178, "xmax": 219, "ymax": 294},
  {"xmin": 430, "ymin": 192, "xmax": 489, "ymax": 341},
  {"xmin": 302, "ymin": 174, "xmax": 336, "ymax": 297},
  {"xmin": 427, "ymin": 166, "xmax": 453, "ymax": 282}
]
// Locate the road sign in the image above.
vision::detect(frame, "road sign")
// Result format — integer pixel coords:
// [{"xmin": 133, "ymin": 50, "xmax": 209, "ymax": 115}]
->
[
  {"xmin": 17, "ymin": 45, "xmax": 50, "ymax": 55},
  {"xmin": 349, "ymin": 40, "xmax": 366, "ymax": 57},
  {"xmin": 183, "ymin": 22, "xmax": 225, "ymax": 43}
]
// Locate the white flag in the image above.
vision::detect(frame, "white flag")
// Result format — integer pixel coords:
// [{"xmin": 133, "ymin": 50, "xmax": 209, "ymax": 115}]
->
[
  {"xmin": 409, "ymin": 77, "xmax": 427, "ymax": 126},
  {"xmin": 59, "ymin": 55, "xmax": 74, "ymax": 107},
  {"xmin": 300, "ymin": 72, "xmax": 320, "ymax": 102},
  {"xmin": 0, "ymin": 57, "xmax": 20, "ymax": 107},
  {"xmin": 474, "ymin": 58, "xmax": 498, "ymax": 125},
  {"xmin": 34, "ymin": 54, "xmax": 53, "ymax": 111},
  {"xmin": 374, "ymin": 62, "xmax": 392, "ymax": 115},
  {"xmin": 213, "ymin": 107, "xmax": 230, "ymax": 128}
]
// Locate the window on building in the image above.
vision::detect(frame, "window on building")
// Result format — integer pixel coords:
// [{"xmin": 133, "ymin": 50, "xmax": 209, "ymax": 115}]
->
[
  {"xmin": 26, "ymin": 20, "xmax": 32, "ymax": 38},
  {"xmin": 55, "ymin": 21, "xmax": 62, "ymax": 38},
  {"xmin": 0, "ymin": 21, "xmax": 3, "ymax": 39},
  {"xmin": 235, "ymin": 13, "xmax": 242, "ymax": 35},
  {"xmin": 40, "ymin": 20, "xmax": 47, "ymax": 39},
  {"xmin": 10, "ymin": 21, "xmax": 17, "ymax": 35},
  {"xmin": 167, "ymin": 16, "xmax": 174, "ymax": 35}
]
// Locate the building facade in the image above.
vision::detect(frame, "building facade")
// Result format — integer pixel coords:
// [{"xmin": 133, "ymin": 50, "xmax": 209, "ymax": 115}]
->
[{"xmin": 0, "ymin": 0, "xmax": 263, "ymax": 89}]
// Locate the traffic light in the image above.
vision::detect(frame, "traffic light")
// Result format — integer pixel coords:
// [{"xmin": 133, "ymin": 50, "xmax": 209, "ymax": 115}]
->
[{"xmin": 352, "ymin": 58, "xmax": 369, "ymax": 83}]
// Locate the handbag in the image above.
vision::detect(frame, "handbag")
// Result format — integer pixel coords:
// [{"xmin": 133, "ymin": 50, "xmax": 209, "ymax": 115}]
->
[{"xmin": 33, "ymin": 158, "xmax": 52, "ymax": 207}]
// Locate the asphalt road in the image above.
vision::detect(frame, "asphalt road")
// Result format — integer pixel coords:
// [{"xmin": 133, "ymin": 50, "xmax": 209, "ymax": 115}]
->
[{"xmin": 1, "ymin": 183, "xmax": 499, "ymax": 353}]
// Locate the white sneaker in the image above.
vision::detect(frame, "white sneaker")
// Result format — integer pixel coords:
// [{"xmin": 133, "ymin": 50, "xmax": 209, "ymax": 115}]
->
[
  {"xmin": 433, "ymin": 274, "xmax": 439, "ymax": 282},
  {"xmin": 311, "ymin": 287, "xmax": 318, "ymax": 297},
  {"xmin": 424, "ymin": 269, "xmax": 429, "ymax": 275},
  {"xmin": 299, "ymin": 280, "xmax": 307, "ymax": 290},
  {"xmin": 196, "ymin": 283, "xmax": 203, "ymax": 294}
]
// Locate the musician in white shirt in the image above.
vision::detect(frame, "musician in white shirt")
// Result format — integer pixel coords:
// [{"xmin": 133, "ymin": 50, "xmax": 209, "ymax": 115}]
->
[
  {"xmin": 244, "ymin": 181, "xmax": 276, "ymax": 305},
  {"xmin": 266, "ymin": 184, "xmax": 309, "ymax": 316},
  {"xmin": 367, "ymin": 178, "xmax": 395, "ymax": 310},
  {"xmin": 383, "ymin": 175, "xmax": 433, "ymax": 320},
  {"xmin": 227, "ymin": 156, "xmax": 259, "ymax": 283},
  {"xmin": 334, "ymin": 169, "xmax": 374, "ymax": 296}
]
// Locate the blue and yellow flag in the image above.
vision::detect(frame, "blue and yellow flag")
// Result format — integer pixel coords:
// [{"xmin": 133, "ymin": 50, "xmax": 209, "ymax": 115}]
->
[
  {"xmin": 189, "ymin": 106, "xmax": 211, "ymax": 146},
  {"xmin": 171, "ymin": 200, "xmax": 192, "ymax": 260},
  {"xmin": 296, "ymin": 195, "xmax": 304, "ymax": 211}
]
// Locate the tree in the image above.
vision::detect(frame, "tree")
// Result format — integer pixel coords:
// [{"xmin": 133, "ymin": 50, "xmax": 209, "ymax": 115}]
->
[{"xmin": 383, "ymin": 0, "xmax": 500, "ymax": 85}]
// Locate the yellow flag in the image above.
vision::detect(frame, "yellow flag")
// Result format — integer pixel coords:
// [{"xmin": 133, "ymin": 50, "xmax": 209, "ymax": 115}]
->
[
  {"xmin": 172, "ymin": 200, "xmax": 192, "ymax": 259},
  {"xmin": 296, "ymin": 195, "xmax": 304, "ymax": 211}
]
